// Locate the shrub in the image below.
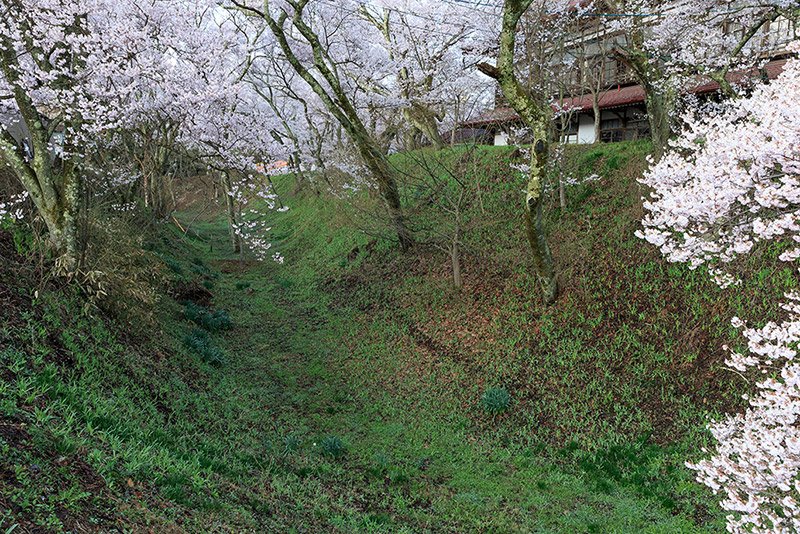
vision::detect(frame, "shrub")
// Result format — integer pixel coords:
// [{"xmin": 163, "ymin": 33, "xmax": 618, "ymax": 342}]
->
[
  {"xmin": 183, "ymin": 329, "xmax": 226, "ymax": 367},
  {"xmin": 480, "ymin": 387, "xmax": 511, "ymax": 415},
  {"xmin": 184, "ymin": 302, "xmax": 232, "ymax": 331},
  {"xmin": 235, "ymin": 281, "xmax": 251, "ymax": 290},
  {"xmin": 68, "ymin": 214, "xmax": 166, "ymax": 323},
  {"xmin": 320, "ymin": 436, "xmax": 346, "ymax": 458}
]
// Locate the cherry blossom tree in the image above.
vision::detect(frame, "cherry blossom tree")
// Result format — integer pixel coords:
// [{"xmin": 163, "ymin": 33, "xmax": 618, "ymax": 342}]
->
[
  {"xmin": 638, "ymin": 43, "xmax": 800, "ymax": 532},
  {"xmin": 0, "ymin": 0, "xmax": 289, "ymax": 266},
  {"xmin": 227, "ymin": 0, "xmax": 414, "ymax": 250},
  {"xmin": 241, "ymin": 48, "xmax": 330, "ymax": 194},
  {"xmin": 0, "ymin": 0, "xmax": 159, "ymax": 269},
  {"xmin": 357, "ymin": 0, "xmax": 491, "ymax": 151}
]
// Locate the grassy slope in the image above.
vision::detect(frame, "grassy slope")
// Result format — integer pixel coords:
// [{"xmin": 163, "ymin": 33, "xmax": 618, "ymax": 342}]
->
[{"xmin": 2, "ymin": 140, "xmax": 794, "ymax": 532}]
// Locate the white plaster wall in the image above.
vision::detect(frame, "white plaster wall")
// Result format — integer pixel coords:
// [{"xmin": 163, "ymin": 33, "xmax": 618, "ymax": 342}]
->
[
  {"xmin": 494, "ymin": 131, "xmax": 509, "ymax": 146},
  {"xmin": 577, "ymin": 113, "xmax": 596, "ymax": 144}
]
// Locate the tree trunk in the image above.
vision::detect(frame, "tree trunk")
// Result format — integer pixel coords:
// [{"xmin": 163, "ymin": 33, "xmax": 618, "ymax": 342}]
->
[
  {"xmin": 451, "ymin": 239, "xmax": 462, "ymax": 289},
  {"xmin": 556, "ymin": 135, "xmax": 567, "ymax": 209},
  {"xmin": 168, "ymin": 173, "xmax": 177, "ymax": 212},
  {"xmin": 613, "ymin": 38, "xmax": 677, "ymax": 159},
  {"xmin": 451, "ymin": 97, "xmax": 461, "ymax": 147},
  {"xmin": 142, "ymin": 171, "xmax": 151, "ymax": 209},
  {"xmin": 290, "ymin": 153, "xmax": 311, "ymax": 195},
  {"xmin": 30, "ymin": 144, "xmax": 82, "ymax": 271},
  {"xmin": 353, "ymin": 132, "xmax": 413, "ymax": 250},
  {"xmin": 261, "ymin": 5, "xmax": 413, "ymax": 250},
  {"xmin": 645, "ymin": 87, "xmax": 677, "ymax": 160},
  {"xmin": 406, "ymin": 105, "xmax": 445, "ymax": 150},
  {"xmin": 220, "ymin": 172, "xmax": 241, "ymax": 254},
  {"xmin": 593, "ymin": 98, "xmax": 601, "ymax": 143},
  {"xmin": 40, "ymin": 187, "xmax": 80, "ymax": 271},
  {"xmin": 0, "ymin": 29, "xmax": 86, "ymax": 272},
  {"xmin": 526, "ymin": 137, "xmax": 558, "ymax": 304},
  {"xmin": 34, "ymin": 175, "xmax": 81, "ymax": 271},
  {"xmin": 152, "ymin": 146, "xmax": 173, "ymax": 219},
  {"xmin": 451, "ymin": 218, "xmax": 462, "ymax": 288}
]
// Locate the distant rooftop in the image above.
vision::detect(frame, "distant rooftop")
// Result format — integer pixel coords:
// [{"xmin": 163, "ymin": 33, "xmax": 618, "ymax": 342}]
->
[{"xmin": 461, "ymin": 58, "xmax": 788, "ymax": 129}]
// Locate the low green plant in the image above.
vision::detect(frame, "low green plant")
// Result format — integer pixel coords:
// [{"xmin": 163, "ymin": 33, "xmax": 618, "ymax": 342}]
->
[
  {"xmin": 235, "ymin": 281, "xmax": 251, "ymax": 290},
  {"xmin": 319, "ymin": 436, "xmax": 346, "ymax": 458},
  {"xmin": 184, "ymin": 302, "xmax": 233, "ymax": 331},
  {"xmin": 183, "ymin": 329, "xmax": 226, "ymax": 366},
  {"xmin": 282, "ymin": 435, "xmax": 301, "ymax": 454},
  {"xmin": 189, "ymin": 258, "xmax": 218, "ymax": 279},
  {"xmin": 388, "ymin": 466, "xmax": 409, "ymax": 485},
  {"xmin": 369, "ymin": 452, "xmax": 391, "ymax": 478},
  {"xmin": 480, "ymin": 387, "xmax": 511, "ymax": 415}
]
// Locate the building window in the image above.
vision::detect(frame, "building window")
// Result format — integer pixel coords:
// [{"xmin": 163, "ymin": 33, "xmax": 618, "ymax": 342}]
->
[
  {"xmin": 599, "ymin": 109, "xmax": 649, "ymax": 143},
  {"xmin": 602, "ymin": 58, "xmax": 631, "ymax": 87},
  {"xmin": 764, "ymin": 17, "xmax": 795, "ymax": 49}
]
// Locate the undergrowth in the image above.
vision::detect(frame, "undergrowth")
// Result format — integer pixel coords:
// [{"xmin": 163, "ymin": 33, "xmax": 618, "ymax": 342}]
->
[{"xmin": 3, "ymin": 140, "xmax": 782, "ymax": 532}]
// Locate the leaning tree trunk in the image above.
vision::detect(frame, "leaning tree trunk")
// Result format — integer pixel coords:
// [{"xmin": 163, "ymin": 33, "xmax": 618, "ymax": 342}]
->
[
  {"xmin": 353, "ymin": 131, "xmax": 413, "ymax": 250},
  {"xmin": 406, "ymin": 104, "xmax": 445, "ymax": 150},
  {"xmin": 0, "ymin": 31, "xmax": 85, "ymax": 272},
  {"xmin": 0, "ymin": 132, "xmax": 82, "ymax": 270},
  {"xmin": 259, "ymin": 2, "xmax": 413, "ymax": 251}
]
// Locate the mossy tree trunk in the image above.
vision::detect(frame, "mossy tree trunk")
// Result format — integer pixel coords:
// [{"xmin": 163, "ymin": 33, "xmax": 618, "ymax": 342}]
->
[
  {"xmin": 707, "ymin": 10, "xmax": 785, "ymax": 100},
  {"xmin": 612, "ymin": 29, "xmax": 677, "ymax": 161},
  {"xmin": 478, "ymin": 0, "xmax": 558, "ymax": 304},
  {"xmin": 643, "ymin": 85, "xmax": 677, "ymax": 160},
  {"xmin": 0, "ymin": 33, "xmax": 82, "ymax": 271},
  {"xmin": 405, "ymin": 104, "xmax": 445, "ymax": 150},
  {"xmin": 611, "ymin": 6, "xmax": 785, "ymax": 160},
  {"xmin": 132, "ymin": 122, "xmax": 177, "ymax": 220}
]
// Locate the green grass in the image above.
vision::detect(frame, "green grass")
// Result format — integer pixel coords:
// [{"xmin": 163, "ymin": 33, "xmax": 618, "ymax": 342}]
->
[{"xmin": 3, "ymin": 140, "xmax": 792, "ymax": 532}]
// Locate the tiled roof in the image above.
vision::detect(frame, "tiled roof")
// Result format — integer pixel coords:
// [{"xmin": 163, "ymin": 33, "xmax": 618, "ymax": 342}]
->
[
  {"xmin": 461, "ymin": 58, "xmax": 788, "ymax": 128},
  {"xmin": 693, "ymin": 58, "xmax": 787, "ymax": 93},
  {"xmin": 562, "ymin": 84, "xmax": 646, "ymax": 113},
  {"xmin": 459, "ymin": 107, "xmax": 523, "ymax": 127}
]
